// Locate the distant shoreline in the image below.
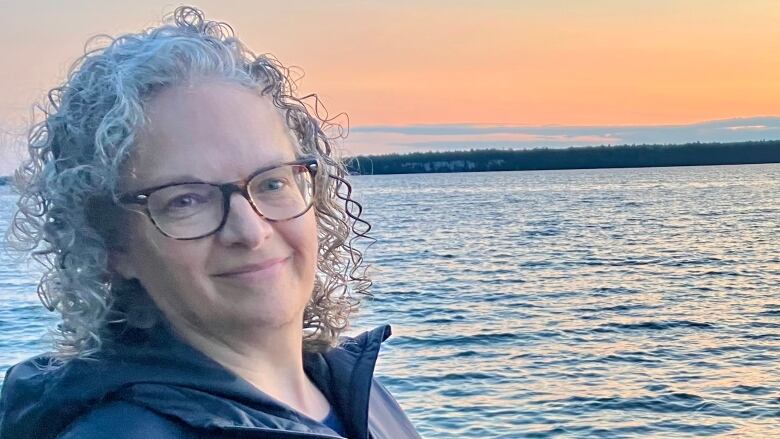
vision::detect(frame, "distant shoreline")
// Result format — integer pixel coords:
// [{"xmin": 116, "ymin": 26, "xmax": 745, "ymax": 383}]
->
[
  {"xmin": 346, "ymin": 140, "xmax": 780, "ymax": 175},
  {"xmin": 1, "ymin": 140, "xmax": 778, "ymax": 184}
]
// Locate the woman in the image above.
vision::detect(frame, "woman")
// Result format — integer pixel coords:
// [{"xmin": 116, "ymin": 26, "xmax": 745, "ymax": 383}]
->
[{"xmin": 0, "ymin": 7, "xmax": 420, "ymax": 439}]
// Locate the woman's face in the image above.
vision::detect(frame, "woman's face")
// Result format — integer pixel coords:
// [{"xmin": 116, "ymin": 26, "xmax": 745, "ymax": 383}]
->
[{"xmin": 114, "ymin": 80, "xmax": 318, "ymax": 338}]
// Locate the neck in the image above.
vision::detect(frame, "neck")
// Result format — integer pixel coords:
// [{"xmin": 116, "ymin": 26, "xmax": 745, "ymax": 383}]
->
[{"xmin": 168, "ymin": 317, "xmax": 328, "ymax": 418}]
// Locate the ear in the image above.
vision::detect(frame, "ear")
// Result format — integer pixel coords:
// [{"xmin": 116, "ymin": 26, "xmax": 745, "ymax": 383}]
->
[{"xmin": 109, "ymin": 249, "xmax": 138, "ymax": 280}]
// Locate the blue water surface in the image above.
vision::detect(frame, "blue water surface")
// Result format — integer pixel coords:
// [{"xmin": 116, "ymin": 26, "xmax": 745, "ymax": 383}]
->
[{"xmin": 1, "ymin": 164, "xmax": 779, "ymax": 437}]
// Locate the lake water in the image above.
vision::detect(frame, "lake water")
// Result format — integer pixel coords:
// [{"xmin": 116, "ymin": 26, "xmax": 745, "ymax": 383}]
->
[{"xmin": 1, "ymin": 164, "xmax": 779, "ymax": 437}]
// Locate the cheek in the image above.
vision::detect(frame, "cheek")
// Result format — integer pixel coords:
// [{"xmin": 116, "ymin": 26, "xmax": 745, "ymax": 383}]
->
[
  {"xmin": 125, "ymin": 218, "xmax": 209, "ymax": 286},
  {"xmin": 282, "ymin": 212, "xmax": 319, "ymax": 278},
  {"xmin": 301, "ymin": 212, "xmax": 320, "ymax": 258}
]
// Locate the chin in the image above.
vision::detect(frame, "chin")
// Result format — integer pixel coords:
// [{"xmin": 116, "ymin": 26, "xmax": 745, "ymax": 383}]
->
[{"xmin": 233, "ymin": 298, "xmax": 309, "ymax": 329}]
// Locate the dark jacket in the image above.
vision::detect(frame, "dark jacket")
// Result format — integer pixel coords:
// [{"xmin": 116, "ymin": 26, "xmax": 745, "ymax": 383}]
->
[{"xmin": 0, "ymin": 324, "xmax": 421, "ymax": 439}]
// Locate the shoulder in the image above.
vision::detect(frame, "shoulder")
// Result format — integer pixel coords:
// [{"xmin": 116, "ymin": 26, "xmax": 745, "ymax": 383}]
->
[
  {"xmin": 369, "ymin": 378, "xmax": 407, "ymax": 416},
  {"xmin": 57, "ymin": 401, "xmax": 195, "ymax": 439},
  {"xmin": 368, "ymin": 379, "xmax": 422, "ymax": 439}
]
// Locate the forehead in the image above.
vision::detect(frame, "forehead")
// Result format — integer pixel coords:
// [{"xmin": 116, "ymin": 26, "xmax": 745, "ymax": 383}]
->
[{"xmin": 123, "ymin": 80, "xmax": 298, "ymax": 190}]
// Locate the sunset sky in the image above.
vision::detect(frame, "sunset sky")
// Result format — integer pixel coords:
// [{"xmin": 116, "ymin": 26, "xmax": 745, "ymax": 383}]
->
[{"xmin": 1, "ymin": 1, "xmax": 779, "ymax": 169}]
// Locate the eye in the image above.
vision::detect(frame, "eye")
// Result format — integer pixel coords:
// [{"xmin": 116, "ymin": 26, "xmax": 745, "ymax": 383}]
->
[
  {"xmin": 257, "ymin": 178, "xmax": 288, "ymax": 192},
  {"xmin": 165, "ymin": 193, "xmax": 210, "ymax": 210},
  {"xmin": 147, "ymin": 184, "xmax": 220, "ymax": 221}
]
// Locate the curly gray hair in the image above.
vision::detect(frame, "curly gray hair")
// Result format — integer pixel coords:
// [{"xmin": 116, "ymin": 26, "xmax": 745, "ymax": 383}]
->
[{"xmin": 8, "ymin": 6, "xmax": 372, "ymax": 360}]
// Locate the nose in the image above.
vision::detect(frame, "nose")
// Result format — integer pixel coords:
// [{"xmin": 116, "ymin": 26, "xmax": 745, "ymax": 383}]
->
[{"xmin": 216, "ymin": 192, "xmax": 272, "ymax": 248}]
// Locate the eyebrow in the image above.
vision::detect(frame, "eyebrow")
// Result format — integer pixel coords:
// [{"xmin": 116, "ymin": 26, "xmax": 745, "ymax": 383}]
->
[
  {"xmin": 123, "ymin": 157, "xmax": 297, "ymax": 194},
  {"xmin": 139, "ymin": 174, "xmax": 205, "ymax": 188}
]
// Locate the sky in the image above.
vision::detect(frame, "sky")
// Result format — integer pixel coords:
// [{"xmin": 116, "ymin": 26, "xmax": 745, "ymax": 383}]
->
[{"xmin": 0, "ymin": 0, "xmax": 779, "ymax": 172}]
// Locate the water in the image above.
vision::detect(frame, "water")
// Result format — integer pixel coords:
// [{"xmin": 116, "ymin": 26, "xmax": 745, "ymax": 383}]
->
[{"xmin": 1, "ymin": 164, "xmax": 779, "ymax": 437}]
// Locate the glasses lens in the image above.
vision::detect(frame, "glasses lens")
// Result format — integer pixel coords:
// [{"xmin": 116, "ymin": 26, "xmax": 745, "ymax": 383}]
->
[
  {"xmin": 248, "ymin": 164, "xmax": 314, "ymax": 220},
  {"xmin": 147, "ymin": 183, "xmax": 223, "ymax": 239}
]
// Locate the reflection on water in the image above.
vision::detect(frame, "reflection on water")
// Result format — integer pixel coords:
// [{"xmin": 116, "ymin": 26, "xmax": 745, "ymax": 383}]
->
[
  {"xmin": 350, "ymin": 164, "xmax": 780, "ymax": 437},
  {"xmin": 1, "ymin": 164, "xmax": 779, "ymax": 437}
]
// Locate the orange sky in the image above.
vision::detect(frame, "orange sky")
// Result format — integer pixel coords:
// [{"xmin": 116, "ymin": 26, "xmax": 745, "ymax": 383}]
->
[{"xmin": 0, "ymin": 1, "xmax": 778, "ymax": 129}]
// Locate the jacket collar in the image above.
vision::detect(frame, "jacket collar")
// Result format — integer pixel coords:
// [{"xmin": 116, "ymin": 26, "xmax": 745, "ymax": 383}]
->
[{"xmin": 308, "ymin": 325, "xmax": 392, "ymax": 438}]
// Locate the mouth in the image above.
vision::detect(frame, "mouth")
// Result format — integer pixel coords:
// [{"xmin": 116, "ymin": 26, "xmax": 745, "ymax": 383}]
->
[{"xmin": 214, "ymin": 257, "xmax": 291, "ymax": 278}]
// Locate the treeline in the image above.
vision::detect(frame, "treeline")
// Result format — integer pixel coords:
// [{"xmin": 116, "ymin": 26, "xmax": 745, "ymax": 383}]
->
[{"xmin": 346, "ymin": 140, "xmax": 780, "ymax": 175}]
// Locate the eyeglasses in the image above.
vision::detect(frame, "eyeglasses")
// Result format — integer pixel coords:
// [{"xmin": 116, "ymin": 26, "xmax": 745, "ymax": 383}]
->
[{"xmin": 117, "ymin": 157, "xmax": 318, "ymax": 240}]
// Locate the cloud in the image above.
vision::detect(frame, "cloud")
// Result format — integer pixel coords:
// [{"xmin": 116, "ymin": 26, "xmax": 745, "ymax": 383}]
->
[
  {"xmin": 723, "ymin": 125, "xmax": 768, "ymax": 131},
  {"xmin": 342, "ymin": 117, "xmax": 780, "ymax": 156}
]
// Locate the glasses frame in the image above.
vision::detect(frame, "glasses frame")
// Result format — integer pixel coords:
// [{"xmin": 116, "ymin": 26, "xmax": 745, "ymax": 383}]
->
[{"xmin": 117, "ymin": 157, "xmax": 319, "ymax": 240}]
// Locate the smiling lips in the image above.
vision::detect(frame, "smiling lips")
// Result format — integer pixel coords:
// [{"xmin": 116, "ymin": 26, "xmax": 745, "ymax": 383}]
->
[{"xmin": 213, "ymin": 257, "xmax": 290, "ymax": 279}]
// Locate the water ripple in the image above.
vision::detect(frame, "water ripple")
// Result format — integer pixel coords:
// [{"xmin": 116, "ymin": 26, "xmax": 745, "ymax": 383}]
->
[{"xmin": 3, "ymin": 164, "xmax": 780, "ymax": 438}]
